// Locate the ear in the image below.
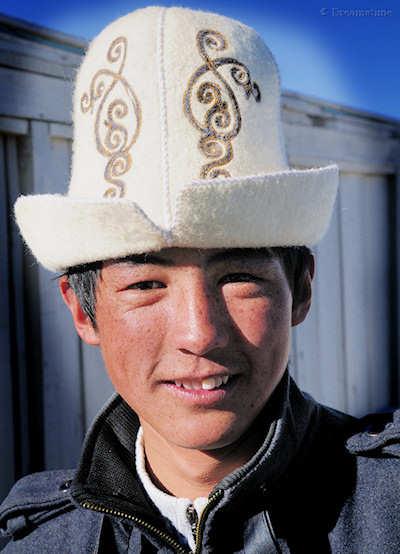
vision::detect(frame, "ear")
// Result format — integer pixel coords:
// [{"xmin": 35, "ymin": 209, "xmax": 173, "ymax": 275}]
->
[
  {"xmin": 291, "ymin": 254, "xmax": 315, "ymax": 327},
  {"xmin": 59, "ymin": 275, "xmax": 100, "ymax": 345}
]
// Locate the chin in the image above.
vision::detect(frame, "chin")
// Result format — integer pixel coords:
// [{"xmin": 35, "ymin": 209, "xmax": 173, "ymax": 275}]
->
[{"xmin": 170, "ymin": 416, "xmax": 246, "ymax": 452}]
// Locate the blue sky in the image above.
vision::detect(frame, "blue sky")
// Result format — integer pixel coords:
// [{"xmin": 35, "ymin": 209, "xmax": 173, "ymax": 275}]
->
[{"xmin": 2, "ymin": 0, "xmax": 399, "ymax": 120}]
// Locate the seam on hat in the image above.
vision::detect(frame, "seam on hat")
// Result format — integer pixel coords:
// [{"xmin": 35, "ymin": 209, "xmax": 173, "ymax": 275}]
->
[{"xmin": 157, "ymin": 7, "xmax": 172, "ymax": 233}]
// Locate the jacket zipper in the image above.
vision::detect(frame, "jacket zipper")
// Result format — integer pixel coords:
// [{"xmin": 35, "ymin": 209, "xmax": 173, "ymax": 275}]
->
[
  {"xmin": 81, "ymin": 489, "xmax": 224, "ymax": 553},
  {"xmin": 194, "ymin": 489, "xmax": 224, "ymax": 554},
  {"xmin": 80, "ymin": 500, "xmax": 191, "ymax": 554}
]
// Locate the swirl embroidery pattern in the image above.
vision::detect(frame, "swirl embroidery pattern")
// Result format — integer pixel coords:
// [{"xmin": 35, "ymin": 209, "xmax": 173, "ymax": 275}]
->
[
  {"xmin": 183, "ymin": 30, "xmax": 261, "ymax": 179},
  {"xmin": 80, "ymin": 37, "xmax": 141, "ymax": 197}
]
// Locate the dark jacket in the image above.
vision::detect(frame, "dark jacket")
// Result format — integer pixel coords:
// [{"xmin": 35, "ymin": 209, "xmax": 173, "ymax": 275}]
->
[{"xmin": 1, "ymin": 373, "xmax": 400, "ymax": 553}]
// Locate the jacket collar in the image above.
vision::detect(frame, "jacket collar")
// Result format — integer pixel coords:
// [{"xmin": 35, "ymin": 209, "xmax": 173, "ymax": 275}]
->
[
  {"xmin": 70, "ymin": 371, "xmax": 318, "ymax": 520},
  {"xmin": 216, "ymin": 371, "xmax": 318, "ymax": 502}
]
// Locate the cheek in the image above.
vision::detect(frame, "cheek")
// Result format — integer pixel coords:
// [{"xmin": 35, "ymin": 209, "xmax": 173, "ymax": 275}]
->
[
  {"xmin": 227, "ymin": 295, "xmax": 291, "ymax": 347},
  {"xmin": 96, "ymin": 306, "xmax": 167, "ymax": 387}
]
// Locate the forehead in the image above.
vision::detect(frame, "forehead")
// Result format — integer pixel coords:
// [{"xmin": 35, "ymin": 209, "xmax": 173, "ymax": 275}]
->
[{"xmin": 104, "ymin": 247, "xmax": 279, "ymax": 270}]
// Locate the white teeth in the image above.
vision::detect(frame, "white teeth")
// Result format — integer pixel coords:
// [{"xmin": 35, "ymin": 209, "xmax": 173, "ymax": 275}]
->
[
  {"xmin": 201, "ymin": 375, "xmax": 229, "ymax": 390},
  {"xmin": 174, "ymin": 375, "xmax": 230, "ymax": 390},
  {"xmin": 201, "ymin": 377, "xmax": 218, "ymax": 390}
]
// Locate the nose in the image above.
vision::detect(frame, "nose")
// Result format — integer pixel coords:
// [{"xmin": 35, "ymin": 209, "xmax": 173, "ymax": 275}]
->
[{"xmin": 173, "ymin": 278, "xmax": 230, "ymax": 356}]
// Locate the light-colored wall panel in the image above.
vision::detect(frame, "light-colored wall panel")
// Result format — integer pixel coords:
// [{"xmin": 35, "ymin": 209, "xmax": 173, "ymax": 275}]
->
[
  {"xmin": 31, "ymin": 121, "xmax": 84, "ymax": 468},
  {"xmin": 293, "ymin": 172, "xmax": 392, "ymax": 416},
  {"xmin": 339, "ymin": 173, "xmax": 391, "ymax": 415},
  {"xmin": 313, "ymin": 195, "xmax": 347, "ymax": 411},
  {"xmin": 81, "ymin": 344, "xmax": 113, "ymax": 431},
  {"xmin": 0, "ymin": 116, "xmax": 28, "ymax": 136},
  {"xmin": 360, "ymin": 175, "xmax": 390, "ymax": 411},
  {"xmin": 292, "ymin": 210, "xmax": 347, "ymax": 412},
  {"xmin": 0, "ymin": 27, "xmax": 82, "ymax": 80},
  {"xmin": 0, "ymin": 67, "xmax": 73, "ymax": 123},
  {"xmin": 285, "ymin": 121, "xmax": 399, "ymax": 175}
]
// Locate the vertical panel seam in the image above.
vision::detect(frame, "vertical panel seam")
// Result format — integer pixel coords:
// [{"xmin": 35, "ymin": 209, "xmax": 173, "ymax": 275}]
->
[
  {"xmin": 313, "ymin": 244, "xmax": 322, "ymax": 397},
  {"xmin": 0, "ymin": 134, "xmax": 18, "ymax": 486},
  {"xmin": 157, "ymin": 7, "xmax": 172, "ymax": 232},
  {"xmin": 389, "ymin": 172, "xmax": 399, "ymax": 407},
  {"xmin": 395, "ymin": 171, "xmax": 400, "ymax": 406},
  {"xmin": 337, "ymin": 181, "xmax": 350, "ymax": 412}
]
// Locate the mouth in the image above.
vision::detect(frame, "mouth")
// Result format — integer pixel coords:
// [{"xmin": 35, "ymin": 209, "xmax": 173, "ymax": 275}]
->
[
  {"xmin": 172, "ymin": 374, "xmax": 231, "ymax": 391},
  {"xmin": 162, "ymin": 374, "xmax": 239, "ymax": 404}
]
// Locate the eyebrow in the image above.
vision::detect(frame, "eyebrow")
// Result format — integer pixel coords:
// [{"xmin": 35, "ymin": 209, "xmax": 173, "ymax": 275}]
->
[
  {"xmin": 119, "ymin": 253, "xmax": 175, "ymax": 266},
  {"xmin": 118, "ymin": 248, "xmax": 274, "ymax": 268},
  {"xmin": 206, "ymin": 248, "xmax": 274, "ymax": 265}
]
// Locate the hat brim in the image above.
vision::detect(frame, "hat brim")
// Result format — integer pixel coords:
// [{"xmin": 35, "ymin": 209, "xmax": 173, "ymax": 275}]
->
[{"xmin": 15, "ymin": 165, "xmax": 338, "ymax": 272}]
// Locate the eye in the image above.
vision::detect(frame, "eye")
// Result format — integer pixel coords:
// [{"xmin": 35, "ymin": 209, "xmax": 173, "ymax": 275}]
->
[
  {"xmin": 219, "ymin": 273, "xmax": 261, "ymax": 284},
  {"xmin": 126, "ymin": 280, "xmax": 166, "ymax": 290}
]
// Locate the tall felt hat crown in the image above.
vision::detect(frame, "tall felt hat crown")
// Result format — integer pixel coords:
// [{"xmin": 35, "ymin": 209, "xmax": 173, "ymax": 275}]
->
[{"xmin": 15, "ymin": 6, "xmax": 338, "ymax": 272}]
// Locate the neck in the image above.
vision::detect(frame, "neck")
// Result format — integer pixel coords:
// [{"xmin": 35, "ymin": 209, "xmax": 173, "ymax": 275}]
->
[{"xmin": 140, "ymin": 423, "xmax": 264, "ymax": 500}]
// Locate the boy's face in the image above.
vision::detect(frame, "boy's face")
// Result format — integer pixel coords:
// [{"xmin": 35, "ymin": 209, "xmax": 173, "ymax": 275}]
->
[{"xmin": 67, "ymin": 247, "xmax": 310, "ymax": 451}]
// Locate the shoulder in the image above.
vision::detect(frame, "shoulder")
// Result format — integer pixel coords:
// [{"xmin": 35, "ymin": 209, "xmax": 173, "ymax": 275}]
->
[
  {"xmin": 346, "ymin": 409, "xmax": 400, "ymax": 459},
  {"xmin": 0, "ymin": 469, "xmax": 102, "ymax": 552},
  {"xmin": 0, "ymin": 469, "xmax": 76, "ymax": 532},
  {"xmin": 316, "ymin": 403, "xmax": 400, "ymax": 474},
  {"xmin": 345, "ymin": 409, "xmax": 400, "ymax": 494},
  {"xmin": 314, "ymin": 403, "xmax": 400, "ymax": 536},
  {"xmin": 324, "ymin": 409, "xmax": 400, "ymax": 550},
  {"xmin": 313, "ymin": 398, "xmax": 400, "ymax": 460},
  {"xmin": 306, "ymin": 400, "xmax": 400, "ymax": 494}
]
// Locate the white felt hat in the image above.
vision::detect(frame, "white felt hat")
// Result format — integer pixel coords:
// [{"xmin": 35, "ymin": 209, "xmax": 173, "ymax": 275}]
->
[{"xmin": 15, "ymin": 6, "xmax": 338, "ymax": 272}]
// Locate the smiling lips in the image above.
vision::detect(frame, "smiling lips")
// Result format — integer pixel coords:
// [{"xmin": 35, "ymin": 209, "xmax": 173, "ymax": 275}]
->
[{"xmin": 172, "ymin": 375, "xmax": 231, "ymax": 391}]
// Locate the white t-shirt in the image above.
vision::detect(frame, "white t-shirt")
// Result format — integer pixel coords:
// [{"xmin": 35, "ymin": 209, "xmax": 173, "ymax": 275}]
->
[{"xmin": 135, "ymin": 427, "xmax": 209, "ymax": 550}]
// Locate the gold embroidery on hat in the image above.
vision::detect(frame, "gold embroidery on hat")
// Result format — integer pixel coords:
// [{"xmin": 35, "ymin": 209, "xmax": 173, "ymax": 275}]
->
[
  {"xmin": 183, "ymin": 30, "xmax": 261, "ymax": 179},
  {"xmin": 80, "ymin": 37, "xmax": 141, "ymax": 197}
]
